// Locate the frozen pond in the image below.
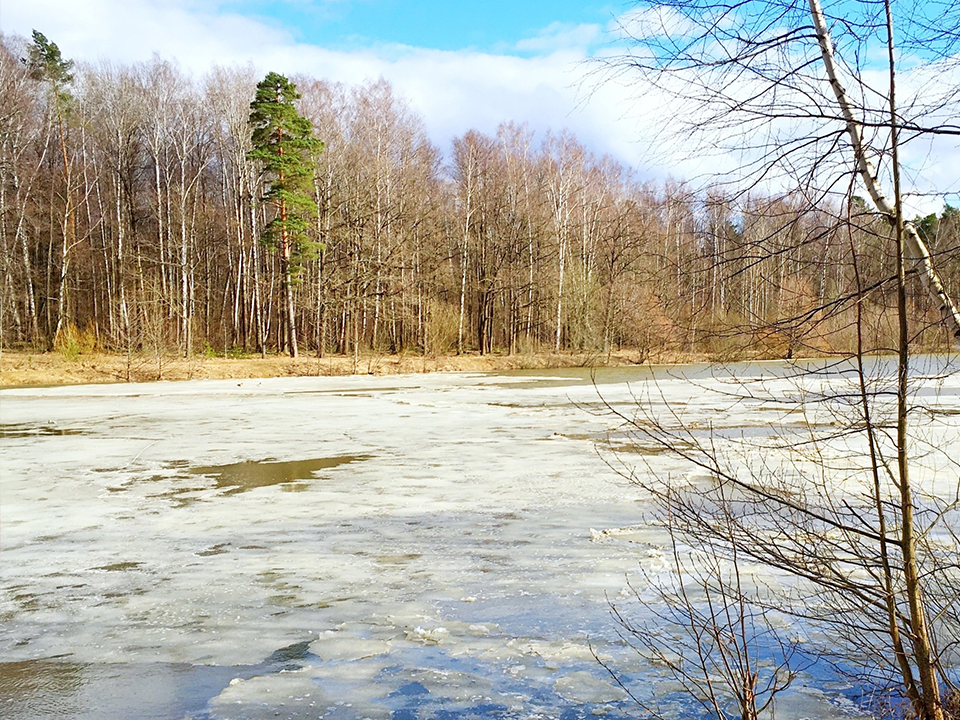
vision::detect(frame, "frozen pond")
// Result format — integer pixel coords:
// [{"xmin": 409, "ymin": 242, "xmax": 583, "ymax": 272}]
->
[{"xmin": 1, "ymin": 360, "xmax": 958, "ymax": 719}]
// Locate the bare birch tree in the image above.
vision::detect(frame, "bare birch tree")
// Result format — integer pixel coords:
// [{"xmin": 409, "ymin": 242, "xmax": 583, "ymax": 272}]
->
[{"xmin": 598, "ymin": 1, "xmax": 960, "ymax": 718}]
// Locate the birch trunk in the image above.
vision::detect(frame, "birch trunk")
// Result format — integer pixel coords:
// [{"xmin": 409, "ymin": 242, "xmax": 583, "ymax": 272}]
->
[
  {"xmin": 810, "ymin": 1, "xmax": 952, "ymax": 717},
  {"xmin": 809, "ymin": 0, "xmax": 960, "ymax": 350}
]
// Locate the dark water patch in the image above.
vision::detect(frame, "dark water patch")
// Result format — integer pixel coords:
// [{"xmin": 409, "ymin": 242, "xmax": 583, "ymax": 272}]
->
[
  {"xmin": 606, "ymin": 442, "xmax": 672, "ymax": 456},
  {"xmin": 0, "ymin": 659, "xmax": 237, "ymax": 720},
  {"xmin": 188, "ymin": 455, "xmax": 370, "ymax": 495},
  {"xmin": 264, "ymin": 639, "xmax": 319, "ymax": 668},
  {"xmin": 195, "ymin": 543, "xmax": 230, "ymax": 557},
  {"xmin": 266, "ymin": 593, "xmax": 301, "ymax": 607},
  {"xmin": 487, "ymin": 377, "xmax": 592, "ymax": 391},
  {"xmin": 0, "ymin": 660, "xmax": 85, "ymax": 719},
  {"xmin": 0, "ymin": 637, "xmax": 329, "ymax": 720},
  {"xmin": 487, "ymin": 401, "xmax": 566, "ymax": 409},
  {"xmin": 0, "ymin": 423, "xmax": 86, "ymax": 438},
  {"xmin": 257, "ymin": 569, "xmax": 286, "ymax": 584},
  {"xmin": 376, "ymin": 553, "xmax": 423, "ymax": 565},
  {"xmin": 95, "ymin": 459, "xmax": 181, "ymax": 475},
  {"xmin": 10, "ymin": 593, "xmax": 41, "ymax": 612},
  {"xmin": 556, "ymin": 432, "xmax": 596, "ymax": 442},
  {"xmin": 495, "ymin": 355, "xmax": 960, "ymax": 389},
  {"xmin": 391, "ymin": 679, "xmax": 430, "ymax": 698},
  {"xmin": 93, "ymin": 561, "xmax": 143, "ymax": 572}
]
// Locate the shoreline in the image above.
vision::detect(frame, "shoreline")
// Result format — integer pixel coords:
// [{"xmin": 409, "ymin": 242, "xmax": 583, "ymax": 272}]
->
[
  {"xmin": 3, "ymin": 347, "xmax": 949, "ymax": 389},
  {"xmin": 0, "ymin": 349, "xmax": 706, "ymax": 389}
]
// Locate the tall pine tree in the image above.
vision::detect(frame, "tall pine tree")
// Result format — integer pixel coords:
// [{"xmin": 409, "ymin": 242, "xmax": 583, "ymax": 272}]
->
[
  {"xmin": 249, "ymin": 72, "xmax": 323, "ymax": 358},
  {"xmin": 28, "ymin": 30, "xmax": 75, "ymax": 344}
]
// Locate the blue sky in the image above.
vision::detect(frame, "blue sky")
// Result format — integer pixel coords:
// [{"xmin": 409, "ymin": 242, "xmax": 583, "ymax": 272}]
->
[{"xmin": 228, "ymin": 0, "xmax": 618, "ymax": 53}]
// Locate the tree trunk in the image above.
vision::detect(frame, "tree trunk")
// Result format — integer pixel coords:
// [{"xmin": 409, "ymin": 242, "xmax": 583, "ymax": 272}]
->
[
  {"xmin": 809, "ymin": 0, "xmax": 960, "ymax": 350},
  {"xmin": 810, "ymin": 0, "xmax": 952, "ymax": 716},
  {"xmin": 284, "ymin": 256, "xmax": 298, "ymax": 358}
]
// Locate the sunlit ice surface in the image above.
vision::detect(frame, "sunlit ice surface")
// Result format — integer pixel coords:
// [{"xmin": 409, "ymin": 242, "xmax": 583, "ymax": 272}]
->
[{"xmin": 2, "ymin": 358, "xmax": 956, "ymax": 719}]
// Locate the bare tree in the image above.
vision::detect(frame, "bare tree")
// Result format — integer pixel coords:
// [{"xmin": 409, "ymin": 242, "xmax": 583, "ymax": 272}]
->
[
  {"xmin": 596, "ymin": 1, "xmax": 960, "ymax": 717},
  {"xmin": 600, "ymin": 500, "xmax": 807, "ymax": 720},
  {"xmin": 0, "ymin": 37, "xmax": 42, "ymax": 347},
  {"xmin": 5, "ymin": 25, "xmax": 956, "ymax": 365}
]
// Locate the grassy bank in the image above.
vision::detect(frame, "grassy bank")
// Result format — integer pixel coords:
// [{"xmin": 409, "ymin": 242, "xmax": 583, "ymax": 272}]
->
[{"xmin": 0, "ymin": 348, "xmax": 690, "ymax": 388}]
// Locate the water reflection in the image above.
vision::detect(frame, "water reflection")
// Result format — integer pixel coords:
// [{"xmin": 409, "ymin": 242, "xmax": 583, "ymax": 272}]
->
[
  {"xmin": 189, "ymin": 455, "xmax": 371, "ymax": 495},
  {"xmin": 0, "ymin": 660, "xmax": 85, "ymax": 719},
  {"xmin": 0, "ymin": 659, "xmax": 239, "ymax": 720}
]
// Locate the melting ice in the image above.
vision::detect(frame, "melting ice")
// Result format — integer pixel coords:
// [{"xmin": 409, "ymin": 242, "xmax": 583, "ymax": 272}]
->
[{"xmin": 1, "ymin": 359, "xmax": 957, "ymax": 719}]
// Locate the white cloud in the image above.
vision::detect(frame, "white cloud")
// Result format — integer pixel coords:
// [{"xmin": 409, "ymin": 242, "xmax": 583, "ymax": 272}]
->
[
  {"xmin": 514, "ymin": 22, "xmax": 601, "ymax": 54},
  {"xmin": 2, "ymin": 0, "xmax": 292, "ymax": 68}
]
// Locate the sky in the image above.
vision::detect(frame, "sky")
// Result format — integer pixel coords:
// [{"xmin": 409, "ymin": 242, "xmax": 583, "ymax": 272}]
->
[
  {"xmin": 2, "ymin": 0, "xmax": 959, "ymax": 212},
  {"xmin": 227, "ymin": 0, "xmax": 615, "ymax": 54}
]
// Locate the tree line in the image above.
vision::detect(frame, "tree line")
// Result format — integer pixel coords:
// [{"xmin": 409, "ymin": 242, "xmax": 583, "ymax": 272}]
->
[{"xmin": 2, "ymin": 31, "xmax": 958, "ymax": 361}]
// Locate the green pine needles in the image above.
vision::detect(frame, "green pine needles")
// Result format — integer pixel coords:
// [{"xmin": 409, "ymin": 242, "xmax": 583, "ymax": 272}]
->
[
  {"xmin": 249, "ymin": 72, "xmax": 324, "ymax": 357},
  {"xmin": 249, "ymin": 72, "xmax": 324, "ymax": 278},
  {"xmin": 28, "ymin": 30, "xmax": 74, "ymax": 109}
]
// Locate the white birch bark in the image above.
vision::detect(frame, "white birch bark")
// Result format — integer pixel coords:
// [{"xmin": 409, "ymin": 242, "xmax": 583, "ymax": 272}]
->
[{"xmin": 809, "ymin": 0, "xmax": 960, "ymax": 349}]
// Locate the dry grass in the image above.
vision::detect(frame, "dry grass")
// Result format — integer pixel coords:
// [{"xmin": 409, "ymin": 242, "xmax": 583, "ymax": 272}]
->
[{"xmin": 0, "ymin": 348, "xmax": 698, "ymax": 388}]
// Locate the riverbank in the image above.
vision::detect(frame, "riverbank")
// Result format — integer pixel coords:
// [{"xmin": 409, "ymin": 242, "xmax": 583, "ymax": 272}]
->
[{"xmin": 0, "ymin": 348, "xmax": 699, "ymax": 388}]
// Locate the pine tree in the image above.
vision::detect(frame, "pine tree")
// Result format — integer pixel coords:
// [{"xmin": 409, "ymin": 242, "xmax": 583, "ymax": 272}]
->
[
  {"xmin": 27, "ymin": 31, "xmax": 73, "ymax": 99},
  {"xmin": 249, "ymin": 72, "xmax": 324, "ymax": 357},
  {"xmin": 28, "ymin": 30, "xmax": 75, "ymax": 345}
]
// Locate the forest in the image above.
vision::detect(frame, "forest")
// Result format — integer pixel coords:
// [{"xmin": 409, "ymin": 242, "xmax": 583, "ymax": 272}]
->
[{"xmin": 2, "ymin": 31, "xmax": 958, "ymax": 362}]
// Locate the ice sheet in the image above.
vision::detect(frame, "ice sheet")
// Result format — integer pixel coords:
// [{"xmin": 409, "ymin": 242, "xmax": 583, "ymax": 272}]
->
[{"xmin": 2, "ymin": 359, "xmax": 956, "ymax": 718}]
